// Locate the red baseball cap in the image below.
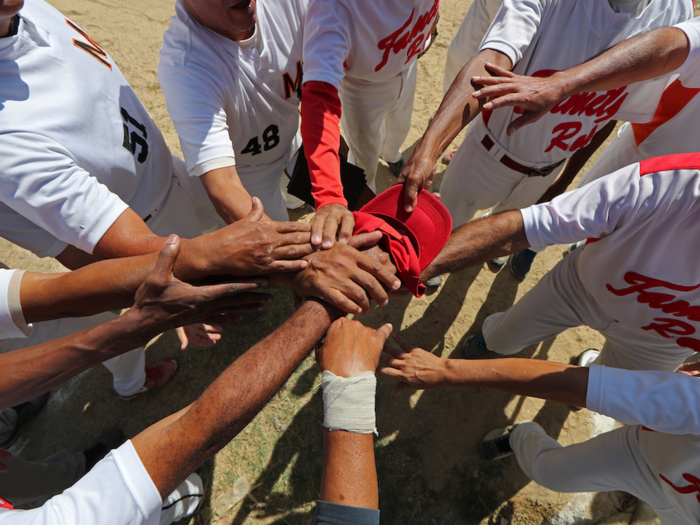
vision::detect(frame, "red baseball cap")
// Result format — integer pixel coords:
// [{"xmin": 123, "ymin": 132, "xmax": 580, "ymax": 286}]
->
[{"xmin": 353, "ymin": 185, "xmax": 452, "ymax": 297}]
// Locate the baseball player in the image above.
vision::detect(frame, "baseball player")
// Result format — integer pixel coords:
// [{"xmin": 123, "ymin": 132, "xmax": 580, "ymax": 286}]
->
[
  {"xmin": 398, "ymin": 0, "xmax": 691, "ymax": 227},
  {"xmin": 300, "ymin": 0, "xmax": 439, "ymax": 249},
  {"xmin": 473, "ymin": 17, "xmax": 700, "ymax": 191},
  {"xmin": 158, "ymin": 0, "xmax": 307, "ymax": 223},
  {"xmin": 420, "ymin": 152, "xmax": 700, "ymax": 372},
  {"xmin": 381, "ymin": 338, "xmax": 700, "ymax": 525},
  {"xmin": 469, "ymin": 17, "xmax": 700, "ymax": 276}
]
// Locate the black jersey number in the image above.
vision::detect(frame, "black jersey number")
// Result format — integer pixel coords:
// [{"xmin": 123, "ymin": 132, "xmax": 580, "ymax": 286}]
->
[
  {"xmin": 241, "ymin": 124, "xmax": 280, "ymax": 156},
  {"xmin": 120, "ymin": 107, "xmax": 149, "ymax": 163}
]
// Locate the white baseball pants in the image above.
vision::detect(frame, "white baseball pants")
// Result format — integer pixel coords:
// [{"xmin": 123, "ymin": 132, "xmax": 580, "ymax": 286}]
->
[
  {"xmin": 443, "ymin": 0, "xmax": 503, "ymax": 94},
  {"xmin": 339, "ymin": 61, "xmax": 418, "ymax": 191},
  {"xmin": 482, "ymin": 248, "xmax": 695, "ymax": 372},
  {"xmin": 441, "ymin": 119, "xmax": 565, "ymax": 228},
  {"xmin": 511, "ymin": 422, "xmax": 689, "ymax": 525}
]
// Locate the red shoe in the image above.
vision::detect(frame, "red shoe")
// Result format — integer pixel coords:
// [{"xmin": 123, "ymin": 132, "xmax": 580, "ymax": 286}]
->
[{"xmin": 120, "ymin": 359, "xmax": 178, "ymax": 400}]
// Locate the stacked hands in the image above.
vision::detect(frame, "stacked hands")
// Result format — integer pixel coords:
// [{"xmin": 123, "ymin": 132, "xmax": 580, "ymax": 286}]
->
[
  {"xmin": 162, "ymin": 197, "xmax": 402, "ymax": 348},
  {"xmin": 314, "ymin": 317, "xmax": 455, "ymax": 395}
]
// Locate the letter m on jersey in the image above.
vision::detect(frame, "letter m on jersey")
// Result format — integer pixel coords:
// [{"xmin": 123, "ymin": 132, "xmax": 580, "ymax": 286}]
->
[
  {"xmin": 65, "ymin": 19, "xmax": 112, "ymax": 70},
  {"xmin": 283, "ymin": 61, "xmax": 303, "ymax": 100}
]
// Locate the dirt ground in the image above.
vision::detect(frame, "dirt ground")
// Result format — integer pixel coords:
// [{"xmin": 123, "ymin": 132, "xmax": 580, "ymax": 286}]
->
[{"xmin": 2, "ymin": 0, "xmax": 673, "ymax": 523}]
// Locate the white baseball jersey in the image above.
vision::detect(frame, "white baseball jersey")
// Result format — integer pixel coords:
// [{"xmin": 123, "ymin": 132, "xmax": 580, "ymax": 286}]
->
[
  {"xmin": 158, "ymin": 0, "xmax": 306, "ymax": 184},
  {"xmin": 0, "ymin": 440, "xmax": 162, "ymax": 524},
  {"xmin": 303, "ymin": 0, "xmax": 440, "ymax": 88},
  {"xmin": 0, "ymin": 0, "xmax": 174, "ymax": 256},
  {"xmin": 627, "ymin": 19, "xmax": 700, "ymax": 158},
  {"xmin": 0, "ymin": 269, "xmax": 28, "ymax": 340},
  {"xmin": 587, "ymin": 364, "xmax": 700, "ymax": 524},
  {"xmin": 523, "ymin": 154, "xmax": 700, "ymax": 358},
  {"xmin": 478, "ymin": 0, "xmax": 692, "ymax": 166}
]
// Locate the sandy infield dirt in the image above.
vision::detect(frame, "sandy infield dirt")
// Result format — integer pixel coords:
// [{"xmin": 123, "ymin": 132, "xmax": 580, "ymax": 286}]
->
[{"xmin": 1, "ymin": 0, "xmax": 673, "ymax": 523}]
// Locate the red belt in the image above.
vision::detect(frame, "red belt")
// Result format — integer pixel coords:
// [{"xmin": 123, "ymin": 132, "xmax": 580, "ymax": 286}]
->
[{"xmin": 481, "ymin": 136, "xmax": 564, "ymax": 177}]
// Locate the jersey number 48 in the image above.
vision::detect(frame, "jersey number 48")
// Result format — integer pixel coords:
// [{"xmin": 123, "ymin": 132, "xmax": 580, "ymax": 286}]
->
[{"xmin": 241, "ymin": 124, "xmax": 280, "ymax": 156}]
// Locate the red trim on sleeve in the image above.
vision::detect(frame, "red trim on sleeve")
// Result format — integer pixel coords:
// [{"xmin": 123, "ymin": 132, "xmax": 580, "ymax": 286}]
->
[
  {"xmin": 301, "ymin": 81, "xmax": 348, "ymax": 209},
  {"xmin": 0, "ymin": 497, "xmax": 13, "ymax": 510},
  {"xmin": 638, "ymin": 152, "xmax": 700, "ymax": 176},
  {"xmin": 631, "ymin": 79, "xmax": 700, "ymax": 146}
]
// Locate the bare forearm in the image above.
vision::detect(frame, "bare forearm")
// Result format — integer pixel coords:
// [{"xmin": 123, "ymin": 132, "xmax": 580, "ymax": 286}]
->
[
  {"xmin": 321, "ymin": 430, "xmax": 378, "ymax": 509},
  {"xmin": 443, "ymin": 358, "xmax": 588, "ymax": 408},
  {"xmin": 414, "ymin": 49, "xmax": 512, "ymax": 163},
  {"xmin": 201, "ymin": 167, "xmax": 271, "ymax": 223},
  {"xmin": 133, "ymin": 299, "xmax": 342, "ymax": 497},
  {"xmin": 0, "ymin": 311, "xmax": 149, "ymax": 408},
  {"xmin": 552, "ymin": 27, "xmax": 689, "ymax": 100},
  {"xmin": 421, "ymin": 210, "xmax": 528, "ymax": 280}
]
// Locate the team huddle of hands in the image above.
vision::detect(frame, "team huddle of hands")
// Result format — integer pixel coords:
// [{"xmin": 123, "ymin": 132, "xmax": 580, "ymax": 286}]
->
[{"xmin": 125, "ymin": 196, "xmax": 450, "ymax": 392}]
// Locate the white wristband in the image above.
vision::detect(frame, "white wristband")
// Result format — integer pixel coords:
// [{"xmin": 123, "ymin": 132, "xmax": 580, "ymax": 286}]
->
[{"xmin": 322, "ymin": 370, "xmax": 377, "ymax": 435}]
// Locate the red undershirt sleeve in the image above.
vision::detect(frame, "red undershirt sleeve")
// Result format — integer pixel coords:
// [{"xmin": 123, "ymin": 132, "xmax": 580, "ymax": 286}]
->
[{"xmin": 301, "ymin": 81, "xmax": 348, "ymax": 209}]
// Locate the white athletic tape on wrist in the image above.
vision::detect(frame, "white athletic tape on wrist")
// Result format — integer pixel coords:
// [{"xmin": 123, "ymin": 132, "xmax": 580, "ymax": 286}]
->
[{"xmin": 322, "ymin": 370, "xmax": 377, "ymax": 435}]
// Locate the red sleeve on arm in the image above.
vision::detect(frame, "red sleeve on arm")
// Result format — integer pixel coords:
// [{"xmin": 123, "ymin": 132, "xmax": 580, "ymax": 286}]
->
[{"xmin": 301, "ymin": 81, "xmax": 348, "ymax": 209}]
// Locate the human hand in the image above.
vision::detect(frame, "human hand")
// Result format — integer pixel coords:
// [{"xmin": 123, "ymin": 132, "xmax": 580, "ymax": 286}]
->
[
  {"xmin": 128, "ymin": 235, "xmax": 273, "ymax": 341},
  {"xmin": 471, "ymin": 63, "xmax": 568, "ymax": 136},
  {"xmin": 678, "ymin": 360, "xmax": 700, "ymax": 377},
  {"xmin": 310, "ymin": 203, "xmax": 355, "ymax": 249},
  {"xmin": 196, "ymin": 197, "xmax": 313, "ymax": 276},
  {"xmin": 0, "ymin": 449, "xmax": 11, "ymax": 473},
  {"xmin": 379, "ymin": 334, "xmax": 450, "ymax": 395},
  {"xmin": 397, "ymin": 153, "xmax": 437, "ymax": 213},
  {"xmin": 316, "ymin": 318, "xmax": 393, "ymax": 377},
  {"xmin": 175, "ymin": 323, "xmax": 223, "ymax": 349},
  {"xmin": 292, "ymin": 235, "xmax": 400, "ymax": 315}
]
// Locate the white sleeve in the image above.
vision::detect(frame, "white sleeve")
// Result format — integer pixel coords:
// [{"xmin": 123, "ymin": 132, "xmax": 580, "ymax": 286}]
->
[
  {"xmin": 0, "ymin": 133, "xmax": 128, "ymax": 255},
  {"xmin": 0, "ymin": 203, "xmax": 67, "ymax": 259},
  {"xmin": 587, "ymin": 365, "xmax": 700, "ymax": 435},
  {"xmin": 520, "ymin": 162, "xmax": 643, "ymax": 247},
  {"xmin": 302, "ymin": 0, "xmax": 352, "ymax": 89},
  {"xmin": 0, "ymin": 441, "xmax": 162, "ymax": 525},
  {"xmin": 158, "ymin": 62, "xmax": 236, "ymax": 176},
  {"xmin": 477, "ymin": 0, "xmax": 547, "ymax": 66},
  {"xmin": 674, "ymin": 18, "xmax": 700, "ymax": 88},
  {"xmin": 0, "ymin": 269, "xmax": 30, "ymax": 340}
]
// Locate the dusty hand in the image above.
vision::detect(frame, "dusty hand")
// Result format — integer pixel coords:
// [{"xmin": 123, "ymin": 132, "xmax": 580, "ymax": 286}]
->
[
  {"xmin": 200, "ymin": 197, "xmax": 313, "ymax": 276},
  {"xmin": 310, "ymin": 203, "xmax": 355, "ymax": 249},
  {"xmin": 129, "ymin": 235, "xmax": 273, "ymax": 340},
  {"xmin": 397, "ymin": 153, "xmax": 437, "ymax": 213},
  {"xmin": 316, "ymin": 318, "xmax": 393, "ymax": 377},
  {"xmin": 471, "ymin": 62, "xmax": 567, "ymax": 135},
  {"xmin": 379, "ymin": 334, "xmax": 449, "ymax": 395},
  {"xmin": 175, "ymin": 323, "xmax": 223, "ymax": 349},
  {"xmin": 292, "ymin": 233, "xmax": 400, "ymax": 315}
]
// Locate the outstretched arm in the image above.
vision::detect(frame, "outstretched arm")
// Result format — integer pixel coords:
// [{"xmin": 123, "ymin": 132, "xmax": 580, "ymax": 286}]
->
[
  {"xmin": 0, "ymin": 236, "xmax": 271, "ymax": 408},
  {"xmin": 472, "ymin": 26, "xmax": 690, "ymax": 135},
  {"xmin": 398, "ymin": 49, "xmax": 512, "ymax": 212},
  {"xmin": 199, "ymin": 166, "xmax": 272, "ymax": 223},
  {"xmin": 379, "ymin": 335, "xmax": 588, "ymax": 408},
  {"xmin": 131, "ymin": 298, "xmax": 343, "ymax": 498},
  {"xmin": 420, "ymin": 210, "xmax": 528, "ymax": 281}
]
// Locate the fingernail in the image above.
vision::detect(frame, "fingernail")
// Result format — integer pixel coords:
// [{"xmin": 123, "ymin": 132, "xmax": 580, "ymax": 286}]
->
[
  {"xmin": 381, "ymin": 300, "xmax": 388, "ymax": 307},
  {"xmin": 299, "ymin": 260, "xmax": 308, "ymax": 268},
  {"xmin": 166, "ymin": 234, "xmax": 178, "ymax": 244},
  {"xmin": 405, "ymin": 205, "xmax": 412, "ymax": 213},
  {"xmin": 312, "ymin": 235, "xmax": 321, "ymax": 244},
  {"xmin": 392, "ymin": 280, "xmax": 401, "ymax": 290},
  {"xmin": 257, "ymin": 305, "xmax": 265, "ymax": 310},
  {"xmin": 322, "ymin": 240, "xmax": 332, "ymax": 249},
  {"xmin": 266, "ymin": 296, "xmax": 274, "ymax": 302},
  {"xmin": 473, "ymin": 90, "xmax": 480, "ymax": 96},
  {"xmin": 484, "ymin": 102, "xmax": 492, "ymax": 109}
]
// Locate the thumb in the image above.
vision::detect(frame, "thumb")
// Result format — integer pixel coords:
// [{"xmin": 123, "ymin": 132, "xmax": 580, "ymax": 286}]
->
[
  {"xmin": 153, "ymin": 234, "xmax": 180, "ymax": 279},
  {"xmin": 403, "ymin": 180, "xmax": 418, "ymax": 213},
  {"xmin": 247, "ymin": 197, "xmax": 264, "ymax": 222}
]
